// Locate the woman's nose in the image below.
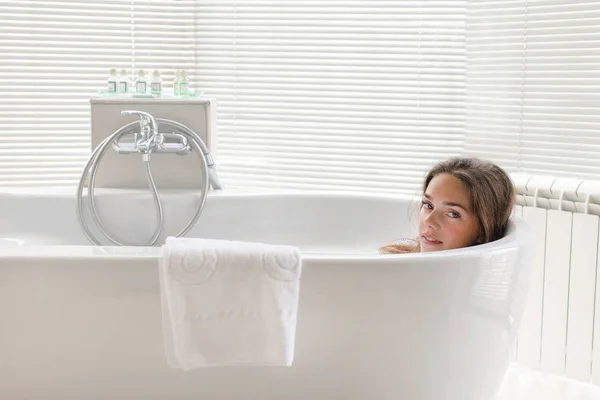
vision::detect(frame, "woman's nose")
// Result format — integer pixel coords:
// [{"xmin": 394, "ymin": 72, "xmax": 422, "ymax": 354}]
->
[{"xmin": 424, "ymin": 211, "xmax": 440, "ymax": 229}]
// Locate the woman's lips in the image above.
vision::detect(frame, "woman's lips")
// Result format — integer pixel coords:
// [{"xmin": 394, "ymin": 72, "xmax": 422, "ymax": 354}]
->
[{"xmin": 421, "ymin": 235, "xmax": 442, "ymax": 245}]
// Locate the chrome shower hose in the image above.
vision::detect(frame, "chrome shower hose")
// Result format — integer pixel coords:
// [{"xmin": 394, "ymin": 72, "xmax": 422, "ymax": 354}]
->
[{"xmin": 76, "ymin": 119, "xmax": 210, "ymax": 246}]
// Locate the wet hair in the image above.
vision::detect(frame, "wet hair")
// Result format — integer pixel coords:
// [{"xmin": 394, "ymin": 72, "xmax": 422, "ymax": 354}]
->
[{"xmin": 379, "ymin": 157, "xmax": 515, "ymax": 254}]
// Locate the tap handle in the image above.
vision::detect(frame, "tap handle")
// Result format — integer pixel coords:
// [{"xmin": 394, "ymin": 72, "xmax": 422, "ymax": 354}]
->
[{"xmin": 121, "ymin": 110, "xmax": 158, "ymax": 138}]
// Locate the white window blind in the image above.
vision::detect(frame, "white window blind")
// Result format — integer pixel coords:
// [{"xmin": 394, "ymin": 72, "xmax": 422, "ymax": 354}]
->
[
  {"xmin": 196, "ymin": 1, "xmax": 467, "ymax": 194},
  {"xmin": 464, "ymin": 0, "xmax": 600, "ymax": 179},
  {"xmin": 0, "ymin": 0, "xmax": 195, "ymax": 187}
]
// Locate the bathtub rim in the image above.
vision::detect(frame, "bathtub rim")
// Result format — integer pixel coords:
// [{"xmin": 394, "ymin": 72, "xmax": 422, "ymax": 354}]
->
[
  {"xmin": 0, "ymin": 188, "xmax": 531, "ymax": 265},
  {"xmin": 0, "ymin": 221, "xmax": 529, "ymax": 267}
]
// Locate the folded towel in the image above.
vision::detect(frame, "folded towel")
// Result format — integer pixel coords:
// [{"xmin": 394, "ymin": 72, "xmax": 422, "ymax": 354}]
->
[{"xmin": 159, "ymin": 236, "xmax": 302, "ymax": 369}]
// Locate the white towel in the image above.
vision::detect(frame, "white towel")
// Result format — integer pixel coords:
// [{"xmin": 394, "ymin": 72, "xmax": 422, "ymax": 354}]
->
[{"xmin": 159, "ymin": 236, "xmax": 302, "ymax": 369}]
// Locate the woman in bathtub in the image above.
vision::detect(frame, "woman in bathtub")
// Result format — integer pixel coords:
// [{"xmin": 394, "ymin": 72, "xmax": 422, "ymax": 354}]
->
[{"xmin": 380, "ymin": 157, "xmax": 515, "ymax": 254}]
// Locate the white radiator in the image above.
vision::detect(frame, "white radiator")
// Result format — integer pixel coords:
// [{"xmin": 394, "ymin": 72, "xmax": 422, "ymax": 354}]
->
[{"xmin": 511, "ymin": 173, "xmax": 600, "ymax": 384}]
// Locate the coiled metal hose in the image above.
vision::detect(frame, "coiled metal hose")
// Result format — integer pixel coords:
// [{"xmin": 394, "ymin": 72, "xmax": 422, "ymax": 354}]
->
[{"xmin": 76, "ymin": 119, "xmax": 216, "ymax": 246}]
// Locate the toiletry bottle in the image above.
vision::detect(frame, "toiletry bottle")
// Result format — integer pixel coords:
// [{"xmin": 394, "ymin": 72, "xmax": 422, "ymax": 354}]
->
[
  {"xmin": 151, "ymin": 70, "xmax": 162, "ymax": 95},
  {"xmin": 179, "ymin": 69, "xmax": 189, "ymax": 95},
  {"xmin": 173, "ymin": 70, "xmax": 180, "ymax": 96},
  {"xmin": 107, "ymin": 68, "xmax": 118, "ymax": 93},
  {"xmin": 118, "ymin": 69, "xmax": 129, "ymax": 93},
  {"xmin": 135, "ymin": 69, "xmax": 147, "ymax": 93}
]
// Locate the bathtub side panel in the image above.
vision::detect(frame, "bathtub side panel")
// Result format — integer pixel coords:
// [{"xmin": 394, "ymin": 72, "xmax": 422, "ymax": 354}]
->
[{"xmin": 0, "ymin": 252, "xmax": 523, "ymax": 400}]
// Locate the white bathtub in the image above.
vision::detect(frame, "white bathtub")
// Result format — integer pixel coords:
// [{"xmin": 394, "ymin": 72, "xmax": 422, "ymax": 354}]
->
[{"xmin": 0, "ymin": 188, "xmax": 532, "ymax": 400}]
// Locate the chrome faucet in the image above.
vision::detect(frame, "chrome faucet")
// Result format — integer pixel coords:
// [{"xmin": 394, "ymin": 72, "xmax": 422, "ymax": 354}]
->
[
  {"xmin": 113, "ymin": 110, "xmax": 223, "ymax": 190},
  {"xmin": 121, "ymin": 110, "xmax": 159, "ymax": 152}
]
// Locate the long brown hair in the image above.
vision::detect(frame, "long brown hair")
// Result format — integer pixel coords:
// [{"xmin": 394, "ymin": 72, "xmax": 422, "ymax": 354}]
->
[{"xmin": 380, "ymin": 157, "xmax": 515, "ymax": 254}]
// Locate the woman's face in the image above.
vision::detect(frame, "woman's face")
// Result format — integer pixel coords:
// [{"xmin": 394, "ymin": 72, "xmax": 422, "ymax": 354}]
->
[{"xmin": 418, "ymin": 173, "xmax": 481, "ymax": 252}]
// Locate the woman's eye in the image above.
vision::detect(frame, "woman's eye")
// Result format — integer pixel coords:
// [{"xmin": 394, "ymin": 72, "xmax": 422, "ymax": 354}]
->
[
  {"xmin": 422, "ymin": 201, "xmax": 433, "ymax": 210},
  {"xmin": 448, "ymin": 210, "xmax": 461, "ymax": 218}
]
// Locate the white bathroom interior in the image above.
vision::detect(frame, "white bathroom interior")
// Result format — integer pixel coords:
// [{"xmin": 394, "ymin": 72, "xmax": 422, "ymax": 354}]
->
[{"xmin": 2, "ymin": 1, "xmax": 600, "ymax": 399}]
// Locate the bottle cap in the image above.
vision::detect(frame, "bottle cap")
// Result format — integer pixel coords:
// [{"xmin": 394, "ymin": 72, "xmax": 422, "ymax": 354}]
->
[
  {"xmin": 120, "ymin": 68, "xmax": 128, "ymax": 76},
  {"xmin": 109, "ymin": 68, "xmax": 117, "ymax": 76},
  {"xmin": 152, "ymin": 70, "xmax": 160, "ymax": 78},
  {"xmin": 181, "ymin": 70, "xmax": 188, "ymax": 78},
  {"xmin": 137, "ymin": 69, "xmax": 145, "ymax": 77}
]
